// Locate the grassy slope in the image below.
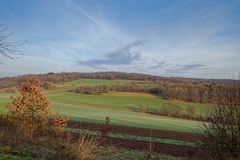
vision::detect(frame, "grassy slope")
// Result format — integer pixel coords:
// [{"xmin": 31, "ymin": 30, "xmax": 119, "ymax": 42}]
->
[
  {"xmin": 47, "ymin": 91, "xmax": 201, "ymax": 132},
  {"xmin": 0, "ymin": 79, "xmax": 205, "ymax": 133}
]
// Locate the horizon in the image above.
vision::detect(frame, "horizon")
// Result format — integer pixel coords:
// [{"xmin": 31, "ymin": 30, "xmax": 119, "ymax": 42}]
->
[
  {"xmin": 0, "ymin": 0, "xmax": 240, "ymax": 79},
  {"xmin": 1, "ymin": 70, "xmax": 239, "ymax": 81}
]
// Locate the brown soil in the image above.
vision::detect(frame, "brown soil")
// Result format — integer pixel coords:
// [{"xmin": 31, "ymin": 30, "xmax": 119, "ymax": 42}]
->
[{"xmin": 68, "ymin": 120, "xmax": 204, "ymax": 142}]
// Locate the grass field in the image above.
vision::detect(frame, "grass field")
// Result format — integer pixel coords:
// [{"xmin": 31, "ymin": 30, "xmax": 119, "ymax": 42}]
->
[
  {"xmin": 56, "ymin": 79, "xmax": 135, "ymax": 91},
  {"xmin": 0, "ymin": 78, "xmax": 206, "ymax": 133}
]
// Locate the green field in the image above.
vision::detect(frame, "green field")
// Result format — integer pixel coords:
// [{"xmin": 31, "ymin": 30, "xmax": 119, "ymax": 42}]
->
[
  {"xmin": 0, "ymin": 79, "xmax": 206, "ymax": 133},
  {"xmin": 56, "ymin": 79, "xmax": 135, "ymax": 91}
]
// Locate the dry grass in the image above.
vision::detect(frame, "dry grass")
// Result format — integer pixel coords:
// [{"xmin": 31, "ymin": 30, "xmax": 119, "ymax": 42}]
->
[
  {"xmin": 72, "ymin": 130, "xmax": 99, "ymax": 160},
  {"xmin": 0, "ymin": 114, "xmax": 99, "ymax": 160}
]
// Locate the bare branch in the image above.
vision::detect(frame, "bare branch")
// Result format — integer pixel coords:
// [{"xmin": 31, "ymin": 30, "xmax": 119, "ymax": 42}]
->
[
  {"xmin": 0, "ymin": 24, "xmax": 25, "ymax": 63},
  {"xmin": 201, "ymin": 82, "xmax": 240, "ymax": 159}
]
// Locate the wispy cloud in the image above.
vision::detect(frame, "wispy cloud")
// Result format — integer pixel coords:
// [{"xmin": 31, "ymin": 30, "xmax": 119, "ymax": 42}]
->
[
  {"xmin": 165, "ymin": 63, "xmax": 209, "ymax": 74},
  {"xmin": 64, "ymin": 0, "xmax": 121, "ymax": 44},
  {"xmin": 77, "ymin": 40, "xmax": 143, "ymax": 69},
  {"xmin": 183, "ymin": 64, "xmax": 205, "ymax": 69},
  {"xmin": 147, "ymin": 61, "xmax": 166, "ymax": 69}
]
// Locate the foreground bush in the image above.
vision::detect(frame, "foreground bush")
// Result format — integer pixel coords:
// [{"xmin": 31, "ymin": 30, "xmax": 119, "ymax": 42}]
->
[
  {"xmin": 8, "ymin": 78, "xmax": 51, "ymax": 138},
  {"xmin": 50, "ymin": 114, "xmax": 68, "ymax": 136},
  {"xmin": 202, "ymin": 83, "xmax": 240, "ymax": 160},
  {"xmin": 72, "ymin": 131, "xmax": 99, "ymax": 160}
]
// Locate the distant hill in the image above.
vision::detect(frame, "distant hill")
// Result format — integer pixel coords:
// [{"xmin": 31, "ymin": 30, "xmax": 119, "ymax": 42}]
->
[{"xmin": 0, "ymin": 71, "xmax": 236, "ymax": 89}]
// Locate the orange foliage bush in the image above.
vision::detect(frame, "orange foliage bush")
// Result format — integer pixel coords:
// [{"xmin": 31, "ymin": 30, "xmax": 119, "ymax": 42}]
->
[
  {"xmin": 51, "ymin": 114, "xmax": 68, "ymax": 136},
  {"xmin": 8, "ymin": 78, "xmax": 51, "ymax": 137}
]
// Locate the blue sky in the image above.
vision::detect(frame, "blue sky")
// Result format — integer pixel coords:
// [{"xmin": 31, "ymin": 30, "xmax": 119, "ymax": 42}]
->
[{"xmin": 0, "ymin": 0, "xmax": 240, "ymax": 78}]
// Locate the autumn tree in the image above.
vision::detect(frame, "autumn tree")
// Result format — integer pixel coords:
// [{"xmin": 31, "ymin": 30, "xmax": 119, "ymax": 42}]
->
[{"xmin": 8, "ymin": 78, "xmax": 51, "ymax": 137}]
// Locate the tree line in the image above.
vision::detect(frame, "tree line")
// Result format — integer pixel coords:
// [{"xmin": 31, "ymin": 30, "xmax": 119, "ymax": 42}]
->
[
  {"xmin": 73, "ymin": 81, "xmax": 240, "ymax": 104},
  {"xmin": 1, "ymin": 72, "xmax": 239, "ymax": 104},
  {"xmin": 0, "ymin": 71, "xmax": 233, "ymax": 89}
]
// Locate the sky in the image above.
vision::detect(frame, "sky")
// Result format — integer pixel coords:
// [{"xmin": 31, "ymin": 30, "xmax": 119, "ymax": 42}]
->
[{"xmin": 0, "ymin": 0, "xmax": 240, "ymax": 79}]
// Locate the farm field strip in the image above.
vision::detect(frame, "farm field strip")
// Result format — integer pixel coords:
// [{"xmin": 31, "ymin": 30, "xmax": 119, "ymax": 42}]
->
[
  {"xmin": 109, "ymin": 133, "xmax": 197, "ymax": 146},
  {"xmin": 70, "ymin": 132, "xmax": 202, "ymax": 158},
  {"xmin": 70, "ymin": 128, "xmax": 196, "ymax": 147},
  {"xmin": 52, "ymin": 100, "xmax": 201, "ymax": 133},
  {"xmin": 68, "ymin": 120, "xmax": 203, "ymax": 142},
  {"xmin": 66, "ymin": 119, "xmax": 203, "ymax": 157}
]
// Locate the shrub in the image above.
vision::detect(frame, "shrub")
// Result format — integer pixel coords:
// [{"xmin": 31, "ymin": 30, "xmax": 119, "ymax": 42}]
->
[
  {"xmin": 138, "ymin": 105, "xmax": 149, "ymax": 113},
  {"xmin": 7, "ymin": 78, "xmax": 51, "ymax": 138},
  {"xmin": 186, "ymin": 105, "xmax": 197, "ymax": 118},
  {"xmin": 158, "ymin": 103, "xmax": 182, "ymax": 116},
  {"xmin": 0, "ymin": 115, "xmax": 98, "ymax": 160},
  {"xmin": 74, "ymin": 85, "xmax": 110, "ymax": 95},
  {"xmin": 72, "ymin": 130, "xmax": 98, "ymax": 160},
  {"xmin": 50, "ymin": 115, "xmax": 68, "ymax": 136},
  {"xmin": 202, "ymin": 83, "xmax": 240, "ymax": 159},
  {"xmin": 100, "ymin": 117, "xmax": 111, "ymax": 137},
  {"xmin": 0, "ymin": 114, "xmax": 19, "ymax": 146}
]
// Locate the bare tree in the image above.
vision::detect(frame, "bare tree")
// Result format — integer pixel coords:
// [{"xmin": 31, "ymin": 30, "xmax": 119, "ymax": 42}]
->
[
  {"xmin": 202, "ymin": 80, "xmax": 240, "ymax": 159},
  {"xmin": 0, "ymin": 24, "xmax": 24, "ymax": 63}
]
